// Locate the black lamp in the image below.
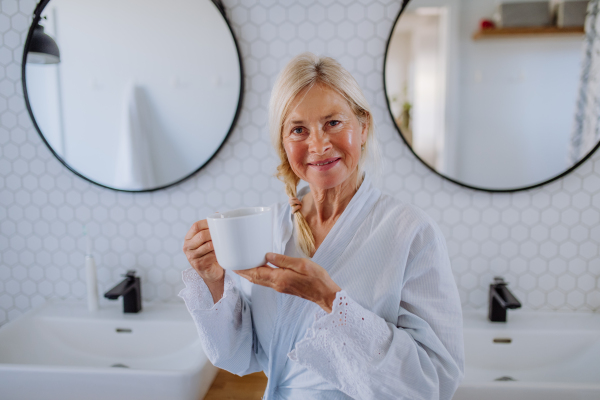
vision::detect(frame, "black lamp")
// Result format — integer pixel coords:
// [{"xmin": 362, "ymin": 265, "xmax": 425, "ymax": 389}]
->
[{"xmin": 27, "ymin": 22, "xmax": 60, "ymax": 64}]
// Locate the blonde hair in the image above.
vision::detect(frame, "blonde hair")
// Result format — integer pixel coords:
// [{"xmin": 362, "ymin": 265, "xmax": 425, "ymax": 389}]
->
[{"xmin": 269, "ymin": 52, "xmax": 378, "ymax": 257}]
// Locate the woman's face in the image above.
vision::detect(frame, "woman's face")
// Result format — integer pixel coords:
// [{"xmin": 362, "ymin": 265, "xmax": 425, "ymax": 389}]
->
[{"xmin": 282, "ymin": 83, "xmax": 368, "ymax": 191}]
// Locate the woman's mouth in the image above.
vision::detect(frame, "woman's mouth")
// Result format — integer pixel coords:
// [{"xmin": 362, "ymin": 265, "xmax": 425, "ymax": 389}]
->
[{"xmin": 308, "ymin": 158, "xmax": 341, "ymax": 171}]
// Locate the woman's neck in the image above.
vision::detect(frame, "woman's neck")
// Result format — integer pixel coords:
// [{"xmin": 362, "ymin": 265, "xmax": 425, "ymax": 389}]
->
[{"xmin": 303, "ymin": 170, "xmax": 361, "ymax": 226}]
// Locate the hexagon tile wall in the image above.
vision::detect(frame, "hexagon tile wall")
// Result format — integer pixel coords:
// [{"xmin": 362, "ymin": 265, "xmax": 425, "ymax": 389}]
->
[{"xmin": 0, "ymin": 0, "xmax": 599, "ymax": 325}]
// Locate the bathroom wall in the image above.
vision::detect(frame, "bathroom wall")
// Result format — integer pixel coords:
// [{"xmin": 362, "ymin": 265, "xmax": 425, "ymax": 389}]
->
[{"xmin": 0, "ymin": 0, "xmax": 598, "ymax": 326}]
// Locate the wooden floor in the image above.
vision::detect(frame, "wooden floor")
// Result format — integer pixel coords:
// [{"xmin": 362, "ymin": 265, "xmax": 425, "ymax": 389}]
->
[{"xmin": 203, "ymin": 369, "xmax": 268, "ymax": 400}]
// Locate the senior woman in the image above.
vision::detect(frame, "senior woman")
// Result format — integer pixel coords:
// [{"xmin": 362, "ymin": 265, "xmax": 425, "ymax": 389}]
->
[{"xmin": 180, "ymin": 53, "xmax": 464, "ymax": 400}]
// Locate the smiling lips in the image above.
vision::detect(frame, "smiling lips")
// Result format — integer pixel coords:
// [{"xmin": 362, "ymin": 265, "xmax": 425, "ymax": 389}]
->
[{"xmin": 307, "ymin": 157, "xmax": 341, "ymax": 171}]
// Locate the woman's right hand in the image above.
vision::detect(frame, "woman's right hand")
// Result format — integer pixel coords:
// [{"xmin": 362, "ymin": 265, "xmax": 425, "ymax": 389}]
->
[{"xmin": 183, "ymin": 220, "xmax": 225, "ymax": 303}]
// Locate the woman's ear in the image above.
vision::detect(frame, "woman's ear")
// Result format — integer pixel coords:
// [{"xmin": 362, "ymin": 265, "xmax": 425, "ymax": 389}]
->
[{"xmin": 360, "ymin": 112, "xmax": 370, "ymax": 144}]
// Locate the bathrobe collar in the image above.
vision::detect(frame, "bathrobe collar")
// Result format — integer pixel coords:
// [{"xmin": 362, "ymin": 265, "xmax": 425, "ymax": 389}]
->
[
  {"xmin": 265, "ymin": 173, "xmax": 381, "ymax": 397},
  {"xmin": 275, "ymin": 173, "xmax": 381, "ymax": 266}
]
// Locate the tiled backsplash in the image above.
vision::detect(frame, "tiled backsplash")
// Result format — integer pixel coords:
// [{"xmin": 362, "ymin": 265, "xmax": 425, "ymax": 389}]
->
[{"xmin": 0, "ymin": 0, "xmax": 598, "ymax": 325}]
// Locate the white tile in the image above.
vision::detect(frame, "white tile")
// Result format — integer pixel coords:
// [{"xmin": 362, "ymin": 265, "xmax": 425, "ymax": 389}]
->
[
  {"xmin": 462, "ymin": 209, "xmax": 480, "ymax": 225},
  {"xmin": 250, "ymin": 5, "xmax": 267, "ymax": 25},
  {"xmin": 509, "ymin": 257, "xmax": 527, "ymax": 275},
  {"xmin": 1, "ymin": 0, "xmax": 18, "ymax": 16},
  {"xmin": 519, "ymin": 273, "xmax": 536, "ymax": 291},
  {"xmin": 551, "ymin": 192, "xmax": 570, "ymax": 209},
  {"xmin": 500, "ymin": 241, "xmax": 518, "ymax": 258},
  {"xmin": 572, "ymin": 192, "xmax": 591, "ymax": 209},
  {"xmin": 0, "ymin": 47, "xmax": 12, "ymax": 65},
  {"xmin": 481, "ymin": 209, "xmax": 500, "ymax": 225},
  {"xmin": 540, "ymin": 208, "xmax": 560, "ymax": 226},
  {"xmin": 566, "ymin": 291, "xmax": 585, "ymax": 309},
  {"xmin": 367, "ymin": 3, "xmax": 385, "ymax": 22},
  {"xmin": 21, "ymin": 280, "xmax": 35, "ymax": 295},
  {"xmin": 547, "ymin": 290, "xmax": 566, "ymax": 309},
  {"xmin": 0, "ymin": 294, "xmax": 13, "ymax": 309},
  {"xmin": 298, "ymin": 21, "xmax": 316, "ymax": 41},
  {"xmin": 501, "ymin": 209, "xmax": 519, "ymax": 225},
  {"xmin": 307, "ymin": 4, "xmax": 326, "ymax": 24},
  {"xmin": 528, "ymin": 257, "xmax": 546, "ymax": 276},
  {"xmin": 460, "ymin": 273, "xmax": 478, "ymax": 290},
  {"xmin": 55, "ymin": 282, "xmax": 69, "ymax": 297},
  {"xmin": 288, "ymin": 4, "xmax": 307, "ymax": 24},
  {"xmin": 347, "ymin": 4, "xmax": 365, "ymax": 23},
  {"xmin": 327, "ymin": 4, "xmax": 345, "ymax": 23},
  {"xmin": 481, "ymin": 241, "xmax": 499, "ymax": 258},
  {"xmin": 337, "ymin": 20, "xmax": 355, "ymax": 40},
  {"xmin": 558, "ymin": 275, "xmax": 576, "ymax": 291},
  {"xmin": 548, "ymin": 258, "xmax": 567, "ymax": 275},
  {"xmin": 538, "ymin": 274, "xmax": 556, "ymax": 291},
  {"xmin": 491, "ymin": 225, "xmax": 509, "ymax": 241},
  {"xmin": 0, "ymin": 15, "xmax": 9, "ymax": 33},
  {"xmin": 443, "ymin": 208, "xmax": 460, "ymax": 226},
  {"xmin": 452, "ymin": 225, "xmax": 470, "ymax": 242},
  {"xmin": 582, "ymin": 175, "xmax": 600, "ymax": 193},
  {"xmin": 468, "ymin": 288, "xmax": 486, "ymax": 308},
  {"xmin": 580, "ymin": 241, "xmax": 598, "ymax": 258},
  {"xmin": 550, "ymin": 225, "xmax": 569, "ymax": 242},
  {"xmin": 461, "ymin": 240, "xmax": 478, "ymax": 258},
  {"xmin": 567, "ymin": 258, "xmax": 586, "ymax": 276},
  {"xmin": 577, "ymin": 274, "xmax": 596, "ymax": 292},
  {"xmin": 586, "ymin": 291, "xmax": 600, "ymax": 309},
  {"xmin": 510, "ymin": 225, "xmax": 528, "ymax": 242}
]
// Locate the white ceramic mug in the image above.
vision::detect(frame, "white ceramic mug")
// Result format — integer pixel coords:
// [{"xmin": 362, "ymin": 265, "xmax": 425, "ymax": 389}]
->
[{"xmin": 206, "ymin": 207, "xmax": 273, "ymax": 271}]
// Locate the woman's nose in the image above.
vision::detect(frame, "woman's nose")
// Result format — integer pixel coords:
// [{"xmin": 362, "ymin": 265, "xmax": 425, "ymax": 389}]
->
[{"xmin": 308, "ymin": 132, "xmax": 331, "ymax": 155}]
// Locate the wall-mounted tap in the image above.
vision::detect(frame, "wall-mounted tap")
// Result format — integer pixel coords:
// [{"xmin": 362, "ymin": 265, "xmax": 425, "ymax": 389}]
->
[
  {"xmin": 104, "ymin": 270, "xmax": 142, "ymax": 313},
  {"xmin": 488, "ymin": 276, "xmax": 521, "ymax": 322}
]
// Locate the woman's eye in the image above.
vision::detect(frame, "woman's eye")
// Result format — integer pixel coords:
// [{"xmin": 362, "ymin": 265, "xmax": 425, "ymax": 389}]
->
[
  {"xmin": 292, "ymin": 127, "xmax": 304, "ymax": 134},
  {"xmin": 329, "ymin": 120, "xmax": 340, "ymax": 127}
]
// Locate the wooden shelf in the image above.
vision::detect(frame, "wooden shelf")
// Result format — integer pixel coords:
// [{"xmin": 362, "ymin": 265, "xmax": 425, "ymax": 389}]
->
[{"xmin": 473, "ymin": 26, "xmax": 585, "ymax": 40}]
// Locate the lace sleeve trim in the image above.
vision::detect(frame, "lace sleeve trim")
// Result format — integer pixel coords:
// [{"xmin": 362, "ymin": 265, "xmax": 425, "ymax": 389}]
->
[
  {"xmin": 288, "ymin": 290, "xmax": 393, "ymax": 398},
  {"xmin": 178, "ymin": 268, "xmax": 235, "ymax": 311}
]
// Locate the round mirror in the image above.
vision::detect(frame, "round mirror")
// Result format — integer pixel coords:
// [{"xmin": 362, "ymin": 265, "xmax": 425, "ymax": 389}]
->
[
  {"xmin": 385, "ymin": 0, "xmax": 600, "ymax": 192},
  {"xmin": 23, "ymin": 0, "xmax": 242, "ymax": 192}
]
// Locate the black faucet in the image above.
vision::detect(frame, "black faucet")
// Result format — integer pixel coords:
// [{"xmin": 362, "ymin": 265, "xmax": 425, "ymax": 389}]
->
[
  {"xmin": 104, "ymin": 270, "xmax": 142, "ymax": 313},
  {"xmin": 488, "ymin": 276, "xmax": 521, "ymax": 322}
]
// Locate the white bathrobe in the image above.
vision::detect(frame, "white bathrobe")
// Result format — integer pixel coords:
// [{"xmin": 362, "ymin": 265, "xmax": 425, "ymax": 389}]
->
[{"xmin": 179, "ymin": 175, "xmax": 464, "ymax": 400}]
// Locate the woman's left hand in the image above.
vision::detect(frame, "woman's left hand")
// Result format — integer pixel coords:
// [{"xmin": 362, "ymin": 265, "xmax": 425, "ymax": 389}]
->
[{"xmin": 234, "ymin": 253, "xmax": 341, "ymax": 313}]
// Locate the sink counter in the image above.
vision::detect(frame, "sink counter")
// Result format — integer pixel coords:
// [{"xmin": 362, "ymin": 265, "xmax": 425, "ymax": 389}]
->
[
  {"xmin": 463, "ymin": 310, "xmax": 600, "ymax": 331},
  {"xmin": 456, "ymin": 311, "xmax": 600, "ymax": 400},
  {"xmin": 0, "ymin": 300, "xmax": 218, "ymax": 400}
]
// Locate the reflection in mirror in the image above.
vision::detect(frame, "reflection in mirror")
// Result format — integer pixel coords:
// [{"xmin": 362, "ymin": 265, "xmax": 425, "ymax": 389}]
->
[
  {"xmin": 24, "ymin": 0, "xmax": 242, "ymax": 191},
  {"xmin": 385, "ymin": 0, "xmax": 600, "ymax": 191}
]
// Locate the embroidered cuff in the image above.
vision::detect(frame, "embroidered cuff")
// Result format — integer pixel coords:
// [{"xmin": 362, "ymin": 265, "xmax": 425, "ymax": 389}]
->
[
  {"xmin": 178, "ymin": 268, "xmax": 235, "ymax": 311},
  {"xmin": 287, "ymin": 290, "xmax": 392, "ymax": 397}
]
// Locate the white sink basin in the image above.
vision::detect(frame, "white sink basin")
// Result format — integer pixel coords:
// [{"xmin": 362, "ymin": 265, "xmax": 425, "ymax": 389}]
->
[
  {"xmin": 0, "ymin": 300, "xmax": 218, "ymax": 400},
  {"xmin": 455, "ymin": 311, "xmax": 600, "ymax": 400}
]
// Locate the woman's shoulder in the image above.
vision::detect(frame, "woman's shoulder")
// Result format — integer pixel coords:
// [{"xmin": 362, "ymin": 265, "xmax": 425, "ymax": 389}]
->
[
  {"xmin": 374, "ymin": 193, "xmax": 434, "ymax": 223},
  {"xmin": 269, "ymin": 200, "xmax": 290, "ymax": 218},
  {"xmin": 372, "ymin": 193, "xmax": 443, "ymax": 239}
]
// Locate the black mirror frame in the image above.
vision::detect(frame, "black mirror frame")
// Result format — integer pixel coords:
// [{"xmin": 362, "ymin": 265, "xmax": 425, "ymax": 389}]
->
[
  {"xmin": 383, "ymin": 0, "xmax": 600, "ymax": 193},
  {"xmin": 21, "ymin": 0, "xmax": 244, "ymax": 193}
]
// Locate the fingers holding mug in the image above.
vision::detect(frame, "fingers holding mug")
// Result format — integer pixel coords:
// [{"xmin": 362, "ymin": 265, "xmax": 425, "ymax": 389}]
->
[
  {"xmin": 183, "ymin": 220, "xmax": 223, "ymax": 282},
  {"xmin": 184, "ymin": 228, "xmax": 212, "ymax": 254},
  {"xmin": 184, "ymin": 219, "xmax": 208, "ymax": 240}
]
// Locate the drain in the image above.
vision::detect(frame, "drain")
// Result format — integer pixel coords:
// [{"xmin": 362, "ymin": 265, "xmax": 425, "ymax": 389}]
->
[
  {"xmin": 111, "ymin": 363, "xmax": 129, "ymax": 368},
  {"xmin": 494, "ymin": 376, "xmax": 517, "ymax": 382}
]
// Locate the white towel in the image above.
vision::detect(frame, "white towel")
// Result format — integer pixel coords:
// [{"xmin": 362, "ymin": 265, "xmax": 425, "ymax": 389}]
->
[
  {"xmin": 569, "ymin": 0, "xmax": 600, "ymax": 164},
  {"xmin": 114, "ymin": 83, "xmax": 157, "ymax": 190}
]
